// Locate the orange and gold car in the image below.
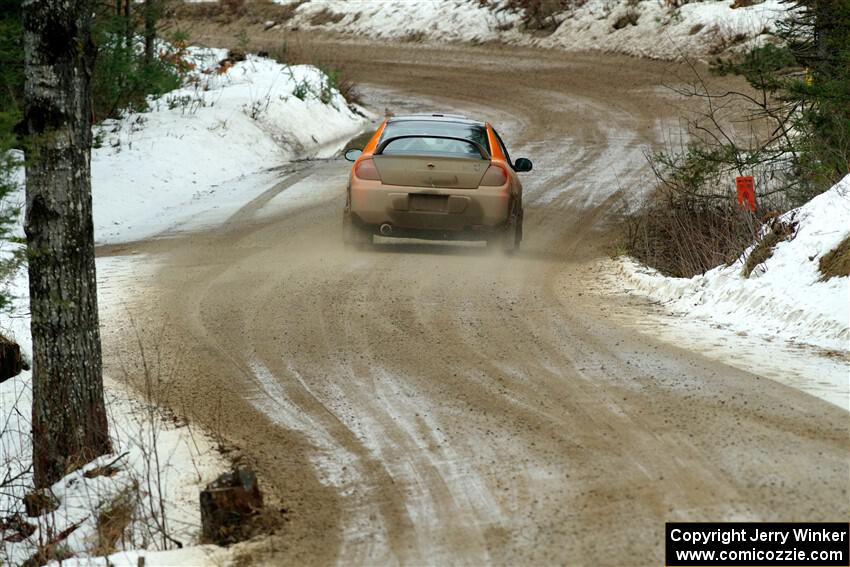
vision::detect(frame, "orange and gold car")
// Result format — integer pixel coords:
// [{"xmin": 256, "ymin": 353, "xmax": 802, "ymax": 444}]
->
[{"xmin": 342, "ymin": 114, "xmax": 532, "ymax": 252}]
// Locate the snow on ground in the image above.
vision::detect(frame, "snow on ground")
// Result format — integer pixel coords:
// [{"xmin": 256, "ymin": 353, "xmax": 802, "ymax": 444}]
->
[
  {"xmin": 534, "ymin": 0, "xmax": 784, "ymax": 59},
  {"xmin": 280, "ymin": 0, "xmax": 784, "ymax": 60},
  {"xmin": 1, "ymin": 48, "xmax": 369, "ymax": 565},
  {"xmin": 283, "ymin": 0, "xmax": 522, "ymax": 43},
  {"xmin": 92, "ymin": 46, "xmax": 368, "ymax": 244},
  {"xmin": 609, "ymin": 175, "xmax": 850, "ymax": 409},
  {"xmin": 1, "ymin": 260, "xmax": 230, "ymax": 566}
]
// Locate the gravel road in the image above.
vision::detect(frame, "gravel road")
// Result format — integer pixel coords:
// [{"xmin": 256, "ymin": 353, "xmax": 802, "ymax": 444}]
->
[{"xmin": 99, "ymin": 41, "xmax": 850, "ymax": 566}]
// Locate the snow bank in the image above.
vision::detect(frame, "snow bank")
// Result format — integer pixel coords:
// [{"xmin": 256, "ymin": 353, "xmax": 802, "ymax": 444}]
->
[
  {"xmin": 280, "ymin": 0, "xmax": 784, "ymax": 60},
  {"xmin": 534, "ymin": 0, "xmax": 783, "ymax": 59},
  {"xmin": 285, "ymin": 0, "xmax": 522, "ymax": 43},
  {"xmin": 616, "ymin": 175, "xmax": 850, "ymax": 354},
  {"xmin": 92, "ymin": 47, "xmax": 368, "ymax": 244}
]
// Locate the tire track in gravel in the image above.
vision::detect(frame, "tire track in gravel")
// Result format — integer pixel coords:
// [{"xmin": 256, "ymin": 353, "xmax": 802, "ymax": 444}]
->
[{"xmin": 99, "ymin": 42, "xmax": 850, "ymax": 566}]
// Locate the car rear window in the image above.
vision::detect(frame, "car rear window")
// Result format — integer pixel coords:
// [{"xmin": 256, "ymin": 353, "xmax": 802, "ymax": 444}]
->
[
  {"xmin": 381, "ymin": 136, "xmax": 484, "ymax": 158},
  {"xmin": 380, "ymin": 120, "xmax": 490, "ymax": 155}
]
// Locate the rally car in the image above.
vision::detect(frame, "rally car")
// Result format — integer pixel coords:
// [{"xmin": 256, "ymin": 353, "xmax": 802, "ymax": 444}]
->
[{"xmin": 342, "ymin": 114, "xmax": 532, "ymax": 252}]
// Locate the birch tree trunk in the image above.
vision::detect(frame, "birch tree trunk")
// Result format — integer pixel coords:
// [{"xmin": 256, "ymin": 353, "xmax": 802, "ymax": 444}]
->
[{"xmin": 22, "ymin": 0, "xmax": 111, "ymax": 488}]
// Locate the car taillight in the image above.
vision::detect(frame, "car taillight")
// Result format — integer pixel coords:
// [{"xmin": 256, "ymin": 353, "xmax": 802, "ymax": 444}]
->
[
  {"xmin": 354, "ymin": 158, "xmax": 381, "ymax": 181},
  {"xmin": 480, "ymin": 164, "xmax": 508, "ymax": 186}
]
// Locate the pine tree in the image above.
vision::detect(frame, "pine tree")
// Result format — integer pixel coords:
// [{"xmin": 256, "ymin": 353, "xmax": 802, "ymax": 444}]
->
[
  {"xmin": 780, "ymin": 0, "xmax": 850, "ymax": 186},
  {"xmin": 714, "ymin": 0, "xmax": 850, "ymax": 193}
]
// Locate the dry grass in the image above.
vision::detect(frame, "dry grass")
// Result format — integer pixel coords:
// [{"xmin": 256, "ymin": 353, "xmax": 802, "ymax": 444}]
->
[
  {"xmin": 20, "ymin": 527, "xmax": 79, "ymax": 567},
  {"xmin": 689, "ymin": 23, "xmax": 705, "ymax": 35},
  {"xmin": 612, "ymin": 9, "xmax": 640, "ymax": 30},
  {"xmin": 742, "ymin": 219, "xmax": 795, "ymax": 277},
  {"xmin": 165, "ymin": 3, "xmax": 363, "ymax": 107},
  {"xmin": 262, "ymin": 41, "xmax": 363, "ymax": 106},
  {"xmin": 819, "ymin": 235, "xmax": 850, "ymax": 280},
  {"xmin": 309, "ymin": 8, "xmax": 344, "ymax": 26},
  {"xmin": 199, "ymin": 498, "xmax": 287, "ymax": 547},
  {"xmin": 0, "ymin": 513, "xmax": 36, "ymax": 542},
  {"xmin": 92, "ymin": 489, "xmax": 135, "ymax": 556},
  {"xmin": 168, "ymin": 0, "xmax": 304, "ymax": 26},
  {"xmin": 22, "ymin": 490, "xmax": 58, "ymax": 517},
  {"xmin": 227, "ymin": 507, "xmax": 292, "ymax": 566},
  {"xmin": 330, "ymin": 68, "xmax": 363, "ymax": 106},
  {"xmin": 402, "ymin": 30, "xmax": 427, "ymax": 43},
  {"xmin": 504, "ymin": 0, "xmax": 573, "ymax": 33},
  {"xmin": 624, "ymin": 189, "xmax": 760, "ymax": 278},
  {"xmin": 707, "ymin": 23, "xmax": 750, "ymax": 55},
  {"xmin": 83, "ymin": 464, "xmax": 121, "ymax": 479}
]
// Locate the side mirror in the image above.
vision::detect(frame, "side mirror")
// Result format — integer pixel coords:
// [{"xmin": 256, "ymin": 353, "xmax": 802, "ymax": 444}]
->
[
  {"xmin": 344, "ymin": 148, "xmax": 363, "ymax": 162},
  {"xmin": 514, "ymin": 158, "xmax": 532, "ymax": 172}
]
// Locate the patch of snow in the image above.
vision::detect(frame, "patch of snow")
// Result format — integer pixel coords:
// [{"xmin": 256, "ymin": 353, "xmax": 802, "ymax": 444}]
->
[
  {"xmin": 282, "ymin": 0, "xmax": 785, "ymax": 60},
  {"xmin": 286, "ymin": 0, "xmax": 522, "ymax": 43},
  {"xmin": 609, "ymin": 175, "xmax": 850, "ymax": 409},
  {"xmin": 91, "ymin": 47, "xmax": 369, "ymax": 244},
  {"xmin": 246, "ymin": 359, "xmax": 392, "ymax": 563},
  {"xmin": 47, "ymin": 545, "xmax": 231, "ymax": 567},
  {"xmin": 536, "ymin": 0, "xmax": 784, "ymax": 59},
  {"xmin": 1, "ymin": 261, "xmax": 230, "ymax": 566},
  {"xmin": 252, "ymin": 168, "xmax": 348, "ymax": 220},
  {"xmin": 531, "ymin": 124, "xmax": 647, "ymax": 209}
]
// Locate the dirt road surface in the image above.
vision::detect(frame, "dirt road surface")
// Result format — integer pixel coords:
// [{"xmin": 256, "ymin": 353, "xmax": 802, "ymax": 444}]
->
[{"xmin": 99, "ymin": 42, "xmax": 850, "ymax": 565}]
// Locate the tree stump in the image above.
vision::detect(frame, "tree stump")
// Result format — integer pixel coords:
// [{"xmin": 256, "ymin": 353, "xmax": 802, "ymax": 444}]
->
[
  {"xmin": 0, "ymin": 334, "xmax": 23, "ymax": 384},
  {"xmin": 200, "ymin": 468, "xmax": 263, "ymax": 545}
]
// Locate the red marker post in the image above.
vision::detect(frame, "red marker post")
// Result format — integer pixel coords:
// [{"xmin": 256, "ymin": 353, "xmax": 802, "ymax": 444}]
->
[{"xmin": 736, "ymin": 176, "xmax": 756, "ymax": 212}]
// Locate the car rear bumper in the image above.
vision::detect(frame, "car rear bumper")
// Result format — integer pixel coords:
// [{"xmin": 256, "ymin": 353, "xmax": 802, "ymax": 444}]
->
[{"xmin": 349, "ymin": 181, "xmax": 512, "ymax": 235}]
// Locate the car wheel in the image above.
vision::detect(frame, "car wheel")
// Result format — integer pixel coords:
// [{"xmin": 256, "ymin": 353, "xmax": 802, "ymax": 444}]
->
[
  {"xmin": 501, "ymin": 211, "xmax": 522, "ymax": 254},
  {"xmin": 514, "ymin": 209, "xmax": 523, "ymax": 248}
]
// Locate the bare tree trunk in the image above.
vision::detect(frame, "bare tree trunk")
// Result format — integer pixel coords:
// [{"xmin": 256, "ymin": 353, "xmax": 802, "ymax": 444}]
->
[
  {"xmin": 144, "ymin": 0, "xmax": 158, "ymax": 66},
  {"xmin": 124, "ymin": 0, "xmax": 133, "ymax": 49},
  {"xmin": 22, "ymin": 0, "xmax": 111, "ymax": 488}
]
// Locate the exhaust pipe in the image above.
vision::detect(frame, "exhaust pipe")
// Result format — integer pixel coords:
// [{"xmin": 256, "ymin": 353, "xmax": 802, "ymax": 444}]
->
[{"xmin": 379, "ymin": 223, "xmax": 393, "ymax": 236}]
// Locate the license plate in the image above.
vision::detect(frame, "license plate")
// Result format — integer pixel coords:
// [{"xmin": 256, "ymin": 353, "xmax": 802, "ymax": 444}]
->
[{"xmin": 410, "ymin": 194, "xmax": 448, "ymax": 212}]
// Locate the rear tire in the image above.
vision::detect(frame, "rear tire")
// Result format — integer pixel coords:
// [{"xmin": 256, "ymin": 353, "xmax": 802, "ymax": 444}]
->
[{"xmin": 501, "ymin": 210, "xmax": 522, "ymax": 254}]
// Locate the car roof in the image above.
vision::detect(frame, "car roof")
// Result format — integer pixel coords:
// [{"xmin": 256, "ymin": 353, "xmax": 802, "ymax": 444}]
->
[{"xmin": 387, "ymin": 114, "xmax": 486, "ymax": 127}]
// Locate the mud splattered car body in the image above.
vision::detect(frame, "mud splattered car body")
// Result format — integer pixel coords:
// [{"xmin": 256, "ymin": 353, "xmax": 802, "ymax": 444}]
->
[{"xmin": 343, "ymin": 114, "xmax": 532, "ymax": 251}]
